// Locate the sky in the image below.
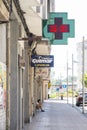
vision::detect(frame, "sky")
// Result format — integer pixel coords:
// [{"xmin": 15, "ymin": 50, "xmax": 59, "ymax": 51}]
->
[{"xmin": 51, "ymin": 0, "xmax": 87, "ymax": 79}]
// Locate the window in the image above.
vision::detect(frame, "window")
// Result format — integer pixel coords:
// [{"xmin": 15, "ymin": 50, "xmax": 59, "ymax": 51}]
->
[
  {"xmin": 40, "ymin": 0, "xmax": 43, "ymax": 4},
  {"xmin": 36, "ymin": 6, "xmax": 40, "ymax": 13}
]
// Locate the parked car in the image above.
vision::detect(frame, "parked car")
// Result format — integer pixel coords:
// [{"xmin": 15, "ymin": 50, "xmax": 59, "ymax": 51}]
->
[{"xmin": 76, "ymin": 92, "xmax": 87, "ymax": 106}]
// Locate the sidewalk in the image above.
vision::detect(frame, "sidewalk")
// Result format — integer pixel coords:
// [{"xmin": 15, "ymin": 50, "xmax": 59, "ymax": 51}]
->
[
  {"xmin": 24, "ymin": 99, "xmax": 87, "ymax": 130},
  {"xmin": 0, "ymin": 107, "xmax": 6, "ymax": 130}
]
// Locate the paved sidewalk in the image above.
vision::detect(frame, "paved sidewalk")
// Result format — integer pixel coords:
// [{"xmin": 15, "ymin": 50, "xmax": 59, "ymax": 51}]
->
[
  {"xmin": 0, "ymin": 107, "xmax": 6, "ymax": 130},
  {"xmin": 24, "ymin": 99, "xmax": 87, "ymax": 130}
]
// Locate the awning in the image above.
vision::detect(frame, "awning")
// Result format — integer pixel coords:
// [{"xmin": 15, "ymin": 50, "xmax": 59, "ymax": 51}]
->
[
  {"xmin": 0, "ymin": 0, "xmax": 9, "ymax": 21},
  {"xmin": 19, "ymin": 0, "xmax": 41, "ymax": 7},
  {"xmin": 19, "ymin": 0, "xmax": 42, "ymax": 36}
]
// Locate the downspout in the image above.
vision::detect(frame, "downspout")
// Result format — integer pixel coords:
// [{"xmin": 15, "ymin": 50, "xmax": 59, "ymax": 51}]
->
[{"xmin": 6, "ymin": 0, "xmax": 12, "ymax": 129}]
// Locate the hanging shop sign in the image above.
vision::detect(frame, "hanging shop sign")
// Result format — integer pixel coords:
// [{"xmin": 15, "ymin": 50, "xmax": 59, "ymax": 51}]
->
[
  {"xmin": 31, "ymin": 55, "xmax": 54, "ymax": 67},
  {"xmin": 42, "ymin": 12, "xmax": 75, "ymax": 45}
]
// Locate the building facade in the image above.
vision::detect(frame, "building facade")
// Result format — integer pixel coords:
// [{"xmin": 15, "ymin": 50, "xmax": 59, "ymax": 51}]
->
[{"xmin": 0, "ymin": 0, "xmax": 55, "ymax": 130}]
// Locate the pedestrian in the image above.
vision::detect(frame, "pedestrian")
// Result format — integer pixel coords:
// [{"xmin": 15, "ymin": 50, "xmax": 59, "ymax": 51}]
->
[{"xmin": 36, "ymin": 99, "xmax": 45, "ymax": 112}]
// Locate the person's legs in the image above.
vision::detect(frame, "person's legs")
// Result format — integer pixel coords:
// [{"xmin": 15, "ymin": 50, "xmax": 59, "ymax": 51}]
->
[
  {"xmin": 36, "ymin": 99, "xmax": 45, "ymax": 112},
  {"xmin": 36, "ymin": 103, "xmax": 45, "ymax": 112},
  {"xmin": 39, "ymin": 103, "xmax": 45, "ymax": 112}
]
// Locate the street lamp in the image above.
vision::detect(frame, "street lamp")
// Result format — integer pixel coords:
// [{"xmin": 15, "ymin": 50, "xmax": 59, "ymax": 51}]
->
[
  {"xmin": 82, "ymin": 36, "xmax": 85, "ymax": 114},
  {"xmin": 67, "ymin": 53, "xmax": 78, "ymax": 106},
  {"xmin": 72, "ymin": 54, "xmax": 78, "ymax": 107},
  {"xmin": 66, "ymin": 55, "xmax": 72, "ymax": 104},
  {"xmin": 67, "ymin": 54, "xmax": 69, "ymax": 104},
  {"xmin": 72, "ymin": 54, "xmax": 74, "ymax": 107}
]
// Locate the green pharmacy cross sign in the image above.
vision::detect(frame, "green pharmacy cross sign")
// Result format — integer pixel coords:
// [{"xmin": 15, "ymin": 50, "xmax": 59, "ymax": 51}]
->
[{"xmin": 42, "ymin": 12, "xmax": 75, "ymax": 45}]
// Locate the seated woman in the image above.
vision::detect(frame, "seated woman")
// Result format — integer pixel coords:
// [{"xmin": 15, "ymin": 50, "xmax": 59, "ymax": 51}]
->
[{"xmin": 36, "ymin": 99, "xmax": 45, "ymax": 112}]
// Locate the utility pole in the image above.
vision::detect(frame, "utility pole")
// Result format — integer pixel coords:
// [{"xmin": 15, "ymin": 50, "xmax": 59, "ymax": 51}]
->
[
  {"xmin": 72, "ymin": 54, "xmax": 74, "ymax": 107},
  {"xmin": 67, "ymin": 52, "xmax": 69, "ymax": 104},
  {"xmin": 82, "ymin": 36, "xmax": 85, "ymax": 114}
]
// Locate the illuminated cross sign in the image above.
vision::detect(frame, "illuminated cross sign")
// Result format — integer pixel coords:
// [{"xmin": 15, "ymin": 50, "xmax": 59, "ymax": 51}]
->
[
  {"xmin": 48, "ymin": 18, "xmax": 69, "ymax": 39},
  {"xmin": 42, "ymin": 12, "xmax": 75, "ymax": 45}
]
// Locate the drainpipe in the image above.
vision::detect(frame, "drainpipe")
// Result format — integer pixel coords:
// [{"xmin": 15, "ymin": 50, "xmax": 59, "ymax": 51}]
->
[
  {"xmin": 6, "ymin": 22, "xmax": 10, "ymax": 130},
  {"xmin": 6, "ymin": 1, "xmax": 12, "ymax": 129}
]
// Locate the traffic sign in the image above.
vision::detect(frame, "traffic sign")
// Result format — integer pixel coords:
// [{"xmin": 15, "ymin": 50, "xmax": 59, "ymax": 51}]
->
[
  {"xmin": 56, "ymin": 88, "xmax": 59, "ymax": 91},
  {"xmin": 62, "ymin": 84, "xmax": 67, "ymax": 88}
]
